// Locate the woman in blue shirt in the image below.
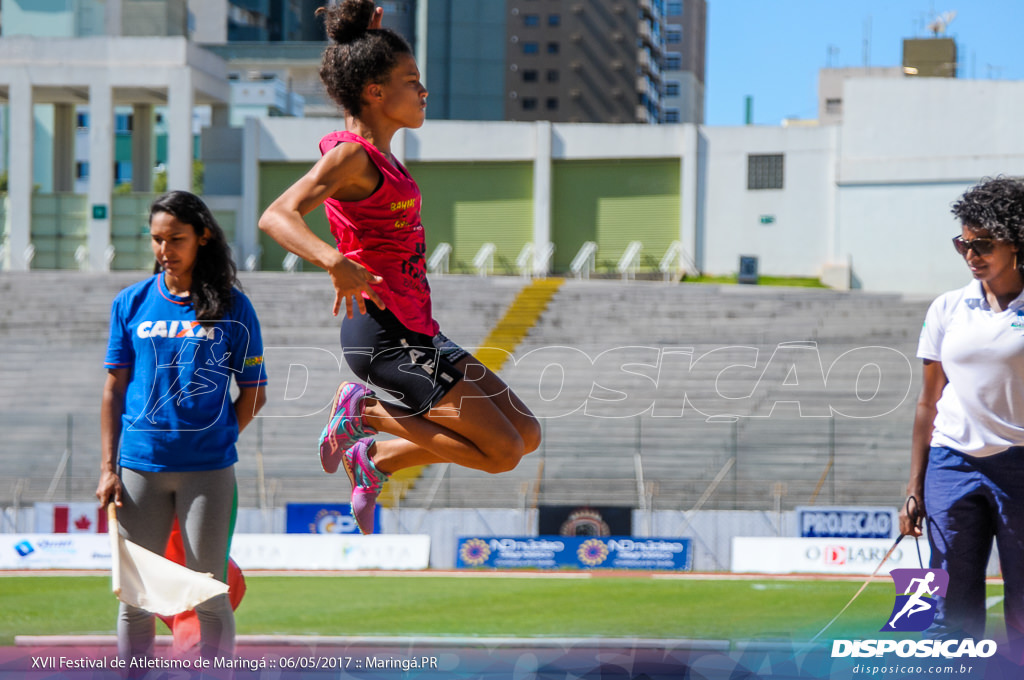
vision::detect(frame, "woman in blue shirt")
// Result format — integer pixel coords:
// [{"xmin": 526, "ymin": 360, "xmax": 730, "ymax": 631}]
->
[{"xmin": 96, "ymin": 191, "xmax": 267, "ymax": 665}]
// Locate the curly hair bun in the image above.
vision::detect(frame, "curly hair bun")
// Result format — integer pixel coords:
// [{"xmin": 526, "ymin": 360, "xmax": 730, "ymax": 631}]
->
[{"xmin": 318, "ymin": 0, "xmax": 376, "ymax": 44}]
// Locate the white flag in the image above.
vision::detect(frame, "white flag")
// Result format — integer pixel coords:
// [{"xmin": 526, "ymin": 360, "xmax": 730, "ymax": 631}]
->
[{"xmin": 108, "ymin": 504, "xmax": 229, "ymax": 617}]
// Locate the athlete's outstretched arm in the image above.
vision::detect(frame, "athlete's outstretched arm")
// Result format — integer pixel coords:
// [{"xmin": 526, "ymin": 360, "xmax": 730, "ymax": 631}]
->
[{"xmin": 258, "ymin": 143, "xmax": 386, "ymax": 318}]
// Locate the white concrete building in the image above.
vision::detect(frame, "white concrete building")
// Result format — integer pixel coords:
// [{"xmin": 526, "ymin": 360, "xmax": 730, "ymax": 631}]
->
[
  {"xmin": 230, "ymin": 75, "xmax": 1024, "ymax": 296},
  {"xmin": 0, "ymin": 24, "xmax": 1021, "ymax": 298},
  {"xmin": 0, "ymin": 36, "xmax": 230, "ymax": 271}
]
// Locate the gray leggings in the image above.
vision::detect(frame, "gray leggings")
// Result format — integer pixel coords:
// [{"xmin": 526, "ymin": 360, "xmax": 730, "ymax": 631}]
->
[{"xmin": 117, "ymin": 465, "xmax": 237, "ymax": 661}]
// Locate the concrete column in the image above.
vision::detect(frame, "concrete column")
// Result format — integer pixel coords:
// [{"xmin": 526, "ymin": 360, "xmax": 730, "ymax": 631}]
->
[
  {"xmin": 532, "ymin": 120, "xmax": 553, "ymax": 276},
  {"xmin": 679, "ymin": 123, "xmax": 700, "ymax": 273},
  {"xmin": 131, "ymin": 103, "xmax": 155, "ymax": 192},
  {"xmin": 239, "ymin": 117, "xmax": 262, "ymax": 269},
  {"xmin": 88, "ymin": 80, "xmax": 114, "ymax": 272},
  {"xmin": 415, "ymin": 0, "xmax": 430, "ymax": 89},
  {"xmin": 7, "ymin": 76, "xmax": 34, "ymax": 271},
  {"xmin": 166, "ymin": 70, "xmax": 194, "ymax": 192},
  {"xmin": 821, "ymin": 125, "xmax": 850, "ymax": 290},
  {"xmin": 52, "ymin": 104, "xmax": 76, "ymax": 193},
  {"xmin": 210, "ymin": 102, "xmax": 230, "ymax": 128},
  {"xmin": 105, "ymin": 0, "xmax": 124, "ymax": 37}
]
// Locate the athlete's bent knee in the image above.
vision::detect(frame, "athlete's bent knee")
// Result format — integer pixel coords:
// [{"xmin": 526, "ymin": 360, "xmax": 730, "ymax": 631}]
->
[
  {"xmin": 487, "ymin": 453, "xmax": 522, "ymax": 474},
  {"xmin": 520, "ymin": 416, "xmax": 542, "ymax": 454},
  {"xmin": 483, "ymin": 436, "xmax": 525, "ymax": 473}
]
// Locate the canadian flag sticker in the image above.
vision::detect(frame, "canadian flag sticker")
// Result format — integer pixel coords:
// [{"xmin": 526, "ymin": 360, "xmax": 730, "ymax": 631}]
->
[{"xmin": 34, "ymin": 503, "xmax": 108, "ymax": 534}]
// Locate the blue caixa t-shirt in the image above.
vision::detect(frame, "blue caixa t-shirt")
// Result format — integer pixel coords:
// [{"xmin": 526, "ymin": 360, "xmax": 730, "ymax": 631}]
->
[{"xmin": 105, "ymin": 274, "xmax": 267, "ymax": 472}]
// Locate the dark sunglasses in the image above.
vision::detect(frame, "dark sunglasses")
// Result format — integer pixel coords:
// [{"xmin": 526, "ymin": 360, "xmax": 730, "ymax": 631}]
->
[{"xmin": 952, "ymin": 235, "xmax": 997, "ymax": 257}]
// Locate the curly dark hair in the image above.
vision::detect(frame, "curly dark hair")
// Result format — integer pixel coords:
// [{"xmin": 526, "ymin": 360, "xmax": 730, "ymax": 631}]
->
[
  {"xmin": 150, "ymin": 191, "xmax": 238, "ymax": 327},
  {"xmin": 317, "ymin": 0, "xmax": 412, "ymax": 117},
  {"xmin": 952, "ymin": 177, "xmax": 1024, "ymax": 255}
]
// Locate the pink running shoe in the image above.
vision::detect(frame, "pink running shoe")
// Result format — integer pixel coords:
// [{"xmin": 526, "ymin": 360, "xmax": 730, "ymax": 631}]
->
[
  {"xmin": 319, "ymin": 382, "xmax": 377, "ymax": 474},
  {"xmin": 342, "ymin": 438, "xmax": 388, "ymax": 535}
]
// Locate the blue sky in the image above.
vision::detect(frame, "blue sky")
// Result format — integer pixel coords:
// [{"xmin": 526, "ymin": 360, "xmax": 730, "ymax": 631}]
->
[{"xmin": 704, "ymin": 0, "xmax": 1024, "ymax": 126}]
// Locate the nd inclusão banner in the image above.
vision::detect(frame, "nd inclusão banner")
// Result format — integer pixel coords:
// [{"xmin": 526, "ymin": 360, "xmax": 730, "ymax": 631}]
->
[
  {"xmin": 285, "ymin": 503, "xmax": 375, "ymax": 535},
  {"xmin": 456, "ymin": 536, "xmax": 692, "ymax": 570}
]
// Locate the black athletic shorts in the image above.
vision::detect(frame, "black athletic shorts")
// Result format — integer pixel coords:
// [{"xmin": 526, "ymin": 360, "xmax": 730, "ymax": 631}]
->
[{"xmin": 341, "ymin": 305, "xmax": 468, "ymax": 414}]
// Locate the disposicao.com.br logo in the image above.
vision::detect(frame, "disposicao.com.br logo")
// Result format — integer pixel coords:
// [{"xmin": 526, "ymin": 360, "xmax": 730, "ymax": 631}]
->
[{"xmin": 831, "ymin": 568, "xmax": 997, "ymax": 659}]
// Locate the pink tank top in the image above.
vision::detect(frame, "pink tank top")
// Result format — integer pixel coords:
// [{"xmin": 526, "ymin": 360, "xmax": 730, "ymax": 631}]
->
[{"xmin": 320, "ymin": 131, "xmax": 438, "ymax": 336}]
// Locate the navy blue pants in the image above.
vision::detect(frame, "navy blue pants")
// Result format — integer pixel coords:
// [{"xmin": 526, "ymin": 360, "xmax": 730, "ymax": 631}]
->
[{"xmin": 925, "ymin": 445, "xmax": 1024, "ymax": 661}]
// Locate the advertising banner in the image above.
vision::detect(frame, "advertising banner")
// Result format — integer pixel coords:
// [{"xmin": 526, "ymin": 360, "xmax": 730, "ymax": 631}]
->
[
  {"xmin": 0, "ymin": 535, "xmax": 111, "ymax": 569},
  {"xmin": 537, "ymin": 505, "xmax": 633, "ymax": 536},
  {"xmin": 456, "ymin": 536, "xmax": 691, "ymax": 570},
  {"xmin": 230, "ymin": 534, "xmax": 430, "ymax": 570},
  {"xmin": 285, "ymin": 503, "xmax": 368, "ymax": 535},
  {"xmin": 1, "ymin": 534, "xmax": 430, "ymax": 571},
  {"xmin": 795, "ymin": 506, "xmax": 897, "ymax": 539},
  {"xmin": 732, "ymin": 537, "xmax": 931, "ymax": 575}
]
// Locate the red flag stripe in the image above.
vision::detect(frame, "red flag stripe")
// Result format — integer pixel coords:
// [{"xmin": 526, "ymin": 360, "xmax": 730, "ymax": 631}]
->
[{"xmin": 54, "ymin": 506, "xmax": 69, "ymax": 533}]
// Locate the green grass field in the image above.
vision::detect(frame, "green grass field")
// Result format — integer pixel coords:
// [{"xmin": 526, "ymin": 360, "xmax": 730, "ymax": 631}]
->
[{"xmin": 0, "ymin": 574, "xmax": 1008, "ymax": 647}]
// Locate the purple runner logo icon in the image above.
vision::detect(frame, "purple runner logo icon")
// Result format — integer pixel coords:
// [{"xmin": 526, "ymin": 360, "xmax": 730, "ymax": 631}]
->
[{"xmin": 881, "ymin": 568, "xmax": 949, "ymax": 632}]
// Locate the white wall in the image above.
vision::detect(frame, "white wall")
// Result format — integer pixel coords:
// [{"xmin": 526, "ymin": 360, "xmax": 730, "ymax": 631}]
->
[
  {"xmin": 187, "ymin": 0, "xmax": 228, "ymax": 44},
  {"xmin": 836, "ymin": 183, "xmax": 975, "ymax": 294},
  {"xmin": 701, "ymin": 125, "xmax": 836, "ymax": 278},
  {"xmin": 836, "ymin": 78, "xmax": 1024, "ymax": 294}
]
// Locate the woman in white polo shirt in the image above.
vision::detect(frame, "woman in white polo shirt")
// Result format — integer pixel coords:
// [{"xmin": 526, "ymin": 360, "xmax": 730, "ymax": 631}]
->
[{"xmin": 899, "ymin": 176, "xmax": 1024, "ymax": 660}]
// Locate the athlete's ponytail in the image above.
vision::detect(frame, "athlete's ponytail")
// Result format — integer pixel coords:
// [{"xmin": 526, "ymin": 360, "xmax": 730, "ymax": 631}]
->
[
  {"xmin": 317, "ymin": 0, "xmax": 412, "ymax": 116},
  {"xmin": 150, "ymin": 191, "xmax": 238, "ymax": 327},
  {"xmin": 318, "ymin": 0, "xmax": 375, "ymax": 44}
]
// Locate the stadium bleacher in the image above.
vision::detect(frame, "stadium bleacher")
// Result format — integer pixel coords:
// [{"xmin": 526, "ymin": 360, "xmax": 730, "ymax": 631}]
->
[
  {"xmin": 0, "ymin": 271, "xmax": 930, "ymax": 513},
  {"xmin": 408, "ymin": 279, "xmax": 929, "ymax": 510}
]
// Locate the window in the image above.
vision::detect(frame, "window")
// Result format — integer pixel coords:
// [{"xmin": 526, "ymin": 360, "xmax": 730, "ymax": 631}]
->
[
  {"xmin": 825, "ymin": 98, "xmax": 842, "ymax": 114},
  {"xmin": 548, "ymin": 14, "xmax": 561, "ymax": 26},
  {"xmin": 523, "ymin": 69, "xmax": 539, "ymax": 82},
  {"xmin": 665, "ymin": 52, "xmax": 682, "ymax": 69},
  {"xmin": 523, "ymin": 42, "xmax": 539, "ymax": 54},
  {"xmin": 666, "ymin": 26, "xmax": 682, "ymax": 44},
  {"xmin": 76, "ymin": 161, "xmax": 89, "ymax": 179},
  {"xmin": 547, "ymin": 41, "xmax": 560, "ymax": 54},
  {"xmin": 115, "ymin": 113, "xmax": 133, "ymax": 134},
  {"xmin": 747, "ymin": 154, "xmax": 785, "ymax": 190},
  {"xmin": 76, "ymin": 112, "xmax": 89, "ymax": 130},
  {"xmin": 546, "ymin": 69, "xmax": 560, "ymax": 83},
  {"xmin": 115, "ymin": 161, "xmax": 133, "ymax": 184},
  {"xmin": 664, "ymin": 80, "xmax": 680, "ymax": 97},
  {"xmin": 546, "ymin": 97, "xmax": 559, "ymax": 110},
  {"xmin": 667, "ymin": 1, "xmax": 683, "ymax": 16},
  {"xmin": 663, "ymin": 108, "xmax": 681, "ymax": 123},
  {"xmin": 522, "ymin": 97, "xmax": 539, "ymax": 111},
  {"xmin": 524, "ymin": 14, "xmax": 540, "ymax": 26}
]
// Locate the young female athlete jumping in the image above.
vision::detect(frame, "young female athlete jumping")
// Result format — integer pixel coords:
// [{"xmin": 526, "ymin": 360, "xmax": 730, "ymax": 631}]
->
[{"xmin": 258, "ymin": 0, "xmax": 541, "ymax": 535}]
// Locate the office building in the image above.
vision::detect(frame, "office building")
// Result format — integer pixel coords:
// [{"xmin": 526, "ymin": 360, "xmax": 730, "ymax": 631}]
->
[
  {"xmin": 660, "ymin": 0, "xmax": 705, "ymax": 124},
  {"xmin": 505, "ymin": 0, "xmax": 668, "ymax": 124}
]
